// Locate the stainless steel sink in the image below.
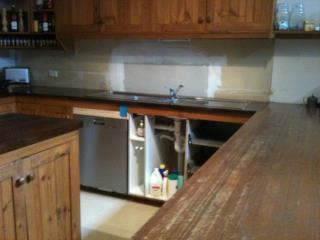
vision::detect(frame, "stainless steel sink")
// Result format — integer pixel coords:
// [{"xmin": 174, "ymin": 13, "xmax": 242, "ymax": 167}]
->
[
  {"xmin": 88, "ymin": 91, "xmax": 174, "ymax": 103},
  {"xmin": 87, "ymin": 91, "xmax": 249, "ymax": 110},
  {"xmin": 176, "ymin": 98, "xmax": 249, "ymax": 110}
]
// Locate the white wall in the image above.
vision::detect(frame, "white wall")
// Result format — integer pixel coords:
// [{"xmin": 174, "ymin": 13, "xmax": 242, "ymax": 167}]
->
[
  {"xmin": 271, "ymin": 40, "xmax": 320, "ymax": 103},
  {"xmin": 281, "ymin": 0, "xmax": 320, "ymax": 23},
  {"xmin": 0, "ymin": 51, "xmax": 16, "ymax": 79},
  {"xmin": 14, "ymin": 39, "xmax": 274, "ymax": 102}
]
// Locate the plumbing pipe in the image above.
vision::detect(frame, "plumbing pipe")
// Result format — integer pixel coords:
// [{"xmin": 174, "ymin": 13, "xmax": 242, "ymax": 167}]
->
[
  {"xmin": 155, "ymin": 124, "xmax": 175, "ymax": 132},
  {"xmin": 159, "ymin": 134, "xmax": 175, "ymax": 142}
]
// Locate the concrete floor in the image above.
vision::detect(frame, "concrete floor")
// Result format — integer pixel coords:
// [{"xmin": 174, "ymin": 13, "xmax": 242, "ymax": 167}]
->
[{"xmin": 81, "ymin": 191, "xmax": 159, "ymax": 240}]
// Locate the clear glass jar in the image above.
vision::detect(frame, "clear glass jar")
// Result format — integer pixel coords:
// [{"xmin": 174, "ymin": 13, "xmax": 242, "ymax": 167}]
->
[
  {"xmin": 290, "ymin": 2, "xmax": 305, "ymax": 30},
  {"xmin": 276, "ymin": 2, "xmax": 290, "ymax": 30}
]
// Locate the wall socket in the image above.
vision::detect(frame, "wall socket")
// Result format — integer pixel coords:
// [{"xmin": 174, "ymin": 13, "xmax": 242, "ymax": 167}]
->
[{"xmin": 48, "ymin": 69, "xmax": 59, "ymax": 78}]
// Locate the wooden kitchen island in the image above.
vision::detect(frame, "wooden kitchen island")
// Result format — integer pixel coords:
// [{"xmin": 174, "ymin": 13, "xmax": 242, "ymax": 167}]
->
[
  {"xmin": 0, "ymin": 114, "xmax": 82, "ymax": 240},
  {"xmin": 134, "ymin": 104, "xmax": 320, "ymax": 240}
]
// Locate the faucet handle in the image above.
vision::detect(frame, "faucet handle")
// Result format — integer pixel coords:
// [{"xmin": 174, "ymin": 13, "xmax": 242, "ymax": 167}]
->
[{"xmin": 176, "ymin": 84, "xmax": 184, "ymax": 93}]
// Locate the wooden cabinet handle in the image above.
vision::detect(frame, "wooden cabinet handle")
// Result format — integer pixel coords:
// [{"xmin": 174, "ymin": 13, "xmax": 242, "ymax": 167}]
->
[
  {"xmin": 15, "ymin": 177, "xmax": 26, "ymax": 187},
  {"xmin": 206, "ymin": 16, "xmax": 212, "ymax": 23},
  {"xmin": 26, "ymin": 173, "xmax": 35, "ymax": 183},
  {"xmin": 198, "ymin": 17, "xmax": 204, "ymax": 24}
]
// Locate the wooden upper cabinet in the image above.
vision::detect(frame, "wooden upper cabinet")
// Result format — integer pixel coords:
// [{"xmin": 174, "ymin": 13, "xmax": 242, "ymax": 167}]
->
[
  {"xmin": 70, "ymin": 0, "xmax": 274, "ymax": 37},
  {"xmin": 98, "ymin": 0, "xmax": 150, "ymax": 33},
  {"xmin": 72, "ymin": 0, "xmax": 150, "ymax": 35},
  {"xmin": 71, "ymin": 0, "xmax": 99, "ymax": 33},
  {"xmin": 151, "ymin": 0, "xmax": 207, "ymax": 33},
  {"xmin": 98, "ymin": 0, "xmax": 122, "ymax": 32},
  {"xmin": 206, "ymin": 0, "xmax": 274, "ymax": 34}
]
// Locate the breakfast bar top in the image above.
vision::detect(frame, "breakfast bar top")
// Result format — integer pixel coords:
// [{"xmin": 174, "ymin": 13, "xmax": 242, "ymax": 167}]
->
[{"xmin": 134, "ymin": 103, "xmax": 320, "ymax": 240}]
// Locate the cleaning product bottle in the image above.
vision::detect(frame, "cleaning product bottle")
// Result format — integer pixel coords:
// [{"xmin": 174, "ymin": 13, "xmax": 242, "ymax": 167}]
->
[
  {"xmin": 159, "ymin": 164, "xmax": 166, "ymax": 177},
  {"xmin": 150, "ymin": 168, "xmax": 163, "ymax": 198},
  {"xmin": 168, "ymin": 173, "xmax": 178, "ymax": 198},
  {"xmin": 162, "ymin": 170, "xmax": 169, "ymax": 199}
]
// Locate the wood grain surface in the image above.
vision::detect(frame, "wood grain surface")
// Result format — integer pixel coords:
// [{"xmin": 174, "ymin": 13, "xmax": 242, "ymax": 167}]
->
[
  {"xmin": 0, "ymin": 114, "xmax": 82, "ymax": 155},
  {"xmin": 133, "ymin": 103, "xmax": 320, "ymax": 240}
]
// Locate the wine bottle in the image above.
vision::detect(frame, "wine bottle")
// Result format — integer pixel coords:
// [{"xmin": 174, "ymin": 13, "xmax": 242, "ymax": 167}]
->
[
  {"xmin": 18, "ymin": 9, "xmax": 24, "ymax": 32},
  {"xmin": 1, "ymin": 8, "xmax": 8, "ymax": 33},
  {"xmin": 36, "ymin": 0, "xmax": 44, "ymax": 9},
  {"xmin": 42, "ymin": 13, "xmax": 49, "ymax": 32},
  {"xmin": 10, "ymin": 5, "xmax": 18, "ymax": 32},
  {"xmin": 47, "ymin": 0, "xmax": 53, "ymax": 9}
]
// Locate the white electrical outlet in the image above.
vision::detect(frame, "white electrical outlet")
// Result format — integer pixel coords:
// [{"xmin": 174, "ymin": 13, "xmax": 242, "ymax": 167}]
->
[{"xmin": 48, "ymin": 70, "xmax": 59, "ymax": 78}]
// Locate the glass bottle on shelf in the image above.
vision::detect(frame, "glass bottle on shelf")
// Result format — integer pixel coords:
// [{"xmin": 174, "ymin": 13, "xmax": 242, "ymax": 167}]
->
[
  {"xmin": 275, "ymin": 2, "xmax": 290, "ymax": 30},
  {"xmin": 47, "ymin": 0, "xmax": 53, "ymax": 9},
  {"xmin": 290, "ymin": 1, "xmax": 305, "ymax": 30},
  {"xmin": 18, "ymin": 9, "xmax": 24, "ymax": 32},
  {"xmin": 42, "ymin": 13, "xmax": 49, "ymax": 32},
  {"xmin": 36, "ymin": 0, "xmax": 44, "ymax": 9},
  {"xmin": 1, "ymin": 8, "xmax": 8, "ymax": 33},
  {"xmin": 33, "ymin": 19, "xmax": 39, "ymax": 32},
  {"xmin": 136, "ymin": 120, "xmax": 145, "ymax": 137},
  {"xmin": 10, "ymin": 5, "xmax": 18, "ymax": 32}
]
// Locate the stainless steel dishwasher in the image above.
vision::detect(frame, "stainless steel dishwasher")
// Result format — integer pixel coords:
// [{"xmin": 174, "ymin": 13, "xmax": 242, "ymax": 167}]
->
[{"xmin": 75, "ymin": 114, "xmax": 128, "ymax": 194}]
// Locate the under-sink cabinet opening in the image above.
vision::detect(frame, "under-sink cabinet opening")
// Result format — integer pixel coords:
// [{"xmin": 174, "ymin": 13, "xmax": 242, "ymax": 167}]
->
[{"xmin": 128, "ymin": 114, "xmax": 242, "ymax": 201}]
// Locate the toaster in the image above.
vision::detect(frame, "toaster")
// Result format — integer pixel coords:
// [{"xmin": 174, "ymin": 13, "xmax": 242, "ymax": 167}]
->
[{"xmin": 3, "ymin": 67, "xmax": 31, "ymax": 84}]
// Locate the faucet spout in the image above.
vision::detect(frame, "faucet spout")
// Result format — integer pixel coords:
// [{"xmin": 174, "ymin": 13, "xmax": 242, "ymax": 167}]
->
[{"xmin": 169, "ymin": 84, "xmax": 184, "ymax": 103}]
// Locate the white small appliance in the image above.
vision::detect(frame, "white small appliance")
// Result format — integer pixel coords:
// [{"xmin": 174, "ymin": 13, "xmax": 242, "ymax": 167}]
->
[{"xmin": 4, "ymin": 67, "xmax": 30, "ymax": 84}]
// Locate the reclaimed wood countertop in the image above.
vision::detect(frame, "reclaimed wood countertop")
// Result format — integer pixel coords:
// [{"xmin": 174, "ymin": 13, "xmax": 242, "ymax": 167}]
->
[
  {"xmin": 134, "ymin": 103, "xmax": 320, "ymax": 240},
  {"xmin": 0, "ymin": 114, "xmax": 82, "ymax": 155}
]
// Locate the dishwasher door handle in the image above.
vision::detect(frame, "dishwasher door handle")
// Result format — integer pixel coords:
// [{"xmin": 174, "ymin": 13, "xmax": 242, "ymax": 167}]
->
[{"xmin": 92, "ymin": 119, "xmax": 105, "ymax": 126}]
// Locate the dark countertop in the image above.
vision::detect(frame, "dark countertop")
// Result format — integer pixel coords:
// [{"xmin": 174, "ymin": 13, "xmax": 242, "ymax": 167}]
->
[
  {"xmin": 134, "ymin": 104, "xmax": 320, "ymax": 240},
  {"xmin": 0, "ymin": 114, "xmax": 82, "ymax": 155},
  {"xmin": 0, "ymin": 86, "xmax": 267, "ymax": 113}
]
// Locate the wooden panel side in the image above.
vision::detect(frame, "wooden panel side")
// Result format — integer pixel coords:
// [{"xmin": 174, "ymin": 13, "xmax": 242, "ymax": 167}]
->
[
  {"xmin": 55, "ymin": 154, "xmax": 72, "ymax": 240},
  {"xmin": 24, "ymin": 159, "xmax": 43, "ymax": 240},
  {"xmin": 69, "ymin": 138, "xmax": 81, "ymax": 240},
  {"xmin": 0, "ymin": 179, "xmax": 16, "ymax": 240},
  {"xmin": 38, "ymin": 161, "xmax": 59, "ymax": 240}
]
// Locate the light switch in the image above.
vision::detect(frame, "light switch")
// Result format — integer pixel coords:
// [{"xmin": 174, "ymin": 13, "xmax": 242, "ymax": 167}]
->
[{"xmin": 48, "ymin": 69, "xmax": 59, "ymax": 78}]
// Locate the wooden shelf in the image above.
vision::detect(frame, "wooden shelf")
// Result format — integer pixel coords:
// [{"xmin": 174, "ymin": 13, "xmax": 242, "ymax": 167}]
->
[
  {"xmin": 129, "ymin": 185, "xmax": 145, "ymax": 197},
  {"xmin": 130, "ymin": 135, "xmax": 145, "ymax": 142},
  {"xmin": 0, "ymin": 32, "xmax": 56, "ymax": 36},
  {"xmin": 274, "ymin": 30, "xmax": 320, "ymax": 39},
  {"xmin": 32, "ymin": 9, "xmax": 55, "ymax": 13},
  {"xmin": 190, "ymin": 138, "xmax": 224, "ymax": 148},
  {"xmin": 0, "ymin": 32, "xmax": 31, "ymax": 35},
  {"xmin": 0, "ymin": 47, "xmax": 61, "ymax": 50},
  {"xmin": 145, "ymin": 194, "xmax": 168, "ymax": 202}
]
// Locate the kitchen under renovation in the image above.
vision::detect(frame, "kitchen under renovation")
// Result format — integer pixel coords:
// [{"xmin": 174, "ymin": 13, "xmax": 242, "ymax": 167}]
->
[{"xmin": 0, "ymin": 0, "xmax": 320, "ymax": 239}]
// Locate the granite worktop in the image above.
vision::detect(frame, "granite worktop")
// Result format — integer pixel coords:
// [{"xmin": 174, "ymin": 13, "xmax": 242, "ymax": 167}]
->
[{"xmin": 0, "ymin": 86, "xmax": 267, "ymax": 113}]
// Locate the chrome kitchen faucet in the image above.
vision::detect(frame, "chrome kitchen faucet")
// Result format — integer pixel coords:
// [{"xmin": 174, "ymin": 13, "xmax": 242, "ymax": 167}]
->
[{"xmin": 169, "ymin": 84, "xmax": 184, "ymax": 103}]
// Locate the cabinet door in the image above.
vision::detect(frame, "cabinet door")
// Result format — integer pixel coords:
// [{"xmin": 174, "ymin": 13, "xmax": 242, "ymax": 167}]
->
[
  {"xmin": 0, "ymin": 160, "xmax": 27, "ymax": 240},
  {"xmin": 98, "ymin": 0, "xmax": 149, "ymax": 33},
  {"xmin": 39, "ymin": 104, "xmax": 72, "ymax": 119},
  {"xmin": 71, "ymin": 0, "xmax": 100, "ymax": 33},
  {"xmin": 121, "ymin": 0, "xmax": 150, "ymax": 33},
  {"xmin": 16, "ymin": 103, "xmax": 40, "ymax": 116},
  {"xmin": 97, "ymin": 0, "xmax": 122, "ymax": 32},
  {"xmin": 151, "ymin": 0, "xmax": 207, "ymax": 33},
  {"xmin": 0, "ymin": 103, "xmax": 15, "ymax": 115},
  {"xmin": 206, "ymin": 0, "xmax": 274, "ymax": 34},
  {"xmin": 24, "ymin": 143, "xmax": 79, "ymax": 240}
]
